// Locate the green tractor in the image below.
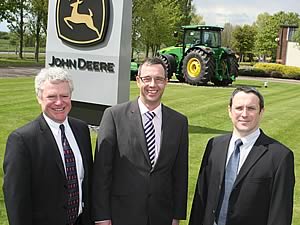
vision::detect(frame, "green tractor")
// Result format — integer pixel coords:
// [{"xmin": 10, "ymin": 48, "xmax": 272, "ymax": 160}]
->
[{"xmin": 157, "ymin": 25, "xmax": 239, "ymax": 86}]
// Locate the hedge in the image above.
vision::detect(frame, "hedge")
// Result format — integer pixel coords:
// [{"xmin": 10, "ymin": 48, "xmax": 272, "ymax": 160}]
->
[{"xmin": 238, "ymin": 63, "xmax": 300, "ymax": 80}]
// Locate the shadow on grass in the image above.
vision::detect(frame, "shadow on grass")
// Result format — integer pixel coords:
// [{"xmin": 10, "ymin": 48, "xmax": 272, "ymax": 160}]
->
[{"xmin": 189, "ymin": 124, "xmax": 230, "ymax": 135}]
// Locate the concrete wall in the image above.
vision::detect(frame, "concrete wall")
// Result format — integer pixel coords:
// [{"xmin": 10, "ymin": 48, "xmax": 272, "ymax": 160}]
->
[{"xmin": 286, "ymin": 42, "xmax": 300, "ymax": 67}]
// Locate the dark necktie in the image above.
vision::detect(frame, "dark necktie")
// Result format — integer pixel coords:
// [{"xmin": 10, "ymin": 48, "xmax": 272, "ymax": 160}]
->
[
  {"xmin": 144, "ymin": 111, "xmax": 156, "ymax": 168},
  {"xmin": 217, "ymin": 139, "xmax": 243, "ymax": 225},
  {"xmin": 60, "ymin": 124, "xmax": 79, "ymax": 225}
]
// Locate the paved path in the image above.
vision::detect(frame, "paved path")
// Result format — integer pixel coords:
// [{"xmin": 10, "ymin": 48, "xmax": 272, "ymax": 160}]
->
[
  {"xmin": 0, "ymin": 67, "xmax": 299, "ymax": 84},
  {"xmin": 0, "ymin": 66, "xmax": 42, "ymax": 77}
]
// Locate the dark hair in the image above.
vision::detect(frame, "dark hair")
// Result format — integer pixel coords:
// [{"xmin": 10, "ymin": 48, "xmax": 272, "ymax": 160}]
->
[
  {"xmin": 229, "ymin": 86, "xmax": 264, "ymax": 111},
  {"xmin": 137, "ymin": 57, "xmax": 167, "ymax": 78}
]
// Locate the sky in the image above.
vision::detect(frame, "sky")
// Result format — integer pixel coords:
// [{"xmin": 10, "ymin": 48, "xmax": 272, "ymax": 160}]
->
[
  {"xmin": 0, "ymin": 0, "xmax": 300, "ymax": 31},
  {"xmin": 193, "ymin": 0, "xmax": 300, "ymax": 26}
]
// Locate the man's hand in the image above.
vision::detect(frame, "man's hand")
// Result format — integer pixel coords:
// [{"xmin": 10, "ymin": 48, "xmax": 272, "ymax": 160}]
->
[
  {"xmin": 172, "ymin": 219, "xmax": 179, "ymax": 225},
  {"xmin": 95, "ymin": 220, "xmax": 112, "ymax": 225}
]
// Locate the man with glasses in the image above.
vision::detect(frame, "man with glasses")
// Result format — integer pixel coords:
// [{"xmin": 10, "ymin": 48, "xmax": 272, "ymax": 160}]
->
[
  {"xmin": 92, "ymin": 57, "xmax": 189, "ymax": 225},
  {"xmin": 3, "ymin": 67, "xmax": 93, "ymax": 225},
  {"xmin": 189, "ymin": 86, "xmax": 295, "ymax": 225}
]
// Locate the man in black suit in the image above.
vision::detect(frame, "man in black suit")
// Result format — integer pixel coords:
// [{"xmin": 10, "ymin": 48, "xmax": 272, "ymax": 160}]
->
[
  {"xmin": 189, "ymin": 86, "xmax": 295, "ymax": 225},
  {"xmin": 3, "ymin": 67, "xmax": 93, "ymax": 225},
  {"xmin": 92, "ymin": 57, "xmax": 189, "ymax": 225}
]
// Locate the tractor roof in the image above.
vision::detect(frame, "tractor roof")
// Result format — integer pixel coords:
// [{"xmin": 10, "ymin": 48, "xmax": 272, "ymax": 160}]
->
[{"xmin": 182, "ymin": 25, "xmax": 224, "ymax": 31}]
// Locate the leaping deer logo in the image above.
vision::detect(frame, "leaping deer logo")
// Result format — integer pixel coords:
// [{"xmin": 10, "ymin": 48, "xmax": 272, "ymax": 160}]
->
[{"xmin": 64, "ymin": 0, "xmax": 100, "ymax": 37}]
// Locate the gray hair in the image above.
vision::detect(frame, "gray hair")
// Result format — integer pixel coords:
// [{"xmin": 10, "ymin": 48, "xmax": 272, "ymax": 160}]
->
[{"xmin": 35, "ymin": 67, "xmax": 74, "ymax": 97}]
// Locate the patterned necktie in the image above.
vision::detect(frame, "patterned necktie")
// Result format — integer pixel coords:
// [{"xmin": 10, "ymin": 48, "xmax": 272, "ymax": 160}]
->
[
  {"xmin": 144, "ymin": 111, "xmax": 156, "ymax": 168},
  {"xmin": 217, "ymin": 139, "xmax": 243, "ymax": 225},
  {"xmin": 60, "ymin": 124, "xmax": 79, "ymax": 225}
]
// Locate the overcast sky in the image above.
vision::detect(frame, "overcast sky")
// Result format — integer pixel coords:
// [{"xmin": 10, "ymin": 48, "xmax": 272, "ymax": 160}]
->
[
  {"xmin": 0, "ymin": 1, "xmax": 300, "ymax": 31},
  {"xmin": 194, "ymin": 0, "xmax": 300, "ymax": 26}
]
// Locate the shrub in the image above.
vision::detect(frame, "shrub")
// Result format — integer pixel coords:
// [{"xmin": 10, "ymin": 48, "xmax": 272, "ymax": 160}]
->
[
  {"xmin": 253, "ymin": 63, "xmax": 300, "ymax": 79},
  {"xmin": 238, "ymin": 66, "xmax": 269, "ymax": 77}
]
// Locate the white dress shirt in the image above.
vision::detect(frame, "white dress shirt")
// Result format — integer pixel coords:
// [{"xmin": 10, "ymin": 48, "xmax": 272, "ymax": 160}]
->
[
  {"xmin": 226, "ymin": 129, "xmax": 261, "ymax": 173},
  {"xmin": 138, "ymin": 98, "xmax": 162, "ymax": 167},
  {"xmin": 43, "ymin": 113, "xmax": 84, "ymax": 215}
]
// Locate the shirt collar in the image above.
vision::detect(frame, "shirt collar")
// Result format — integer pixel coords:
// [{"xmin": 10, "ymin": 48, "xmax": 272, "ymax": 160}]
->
[
  {"xmin": 138, "ymin": 98, "xmax": 162, "ymax": 119},
  {"xmin": 43, "ymin": 113, "xmax": 69, "ymax": 135},
  {"xmin": 231, "ymin": 128, "xmax": 261, "ymax": 147}
]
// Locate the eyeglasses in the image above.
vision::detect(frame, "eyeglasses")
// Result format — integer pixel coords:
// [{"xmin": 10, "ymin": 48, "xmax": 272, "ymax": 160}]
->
[{"xmin": 138, "ymin": 76, "xmax": 166, "ymax": 84}]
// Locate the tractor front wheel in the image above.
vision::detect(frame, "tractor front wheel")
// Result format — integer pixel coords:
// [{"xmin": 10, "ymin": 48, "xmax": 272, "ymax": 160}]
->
[{"xmin": 182, "ymin": 49, "xmax": 213, "ymax": 85}]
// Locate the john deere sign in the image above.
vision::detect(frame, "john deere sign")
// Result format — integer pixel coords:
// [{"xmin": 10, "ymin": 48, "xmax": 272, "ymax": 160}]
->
[
  {"xmin": 46, "ymin": 0, "xmax": 132, "ymax": 125},
  {"xmin": 56, "ymin": 0, "xmax": 109, "ymax": 46}
]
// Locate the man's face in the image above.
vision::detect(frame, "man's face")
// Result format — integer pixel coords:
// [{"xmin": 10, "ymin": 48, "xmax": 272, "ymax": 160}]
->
[
  {"xmin": 136, "ymin": 64, "xmax": 168, "ymax": 110},
  {"xmin": 37, "ymin": 80, "xmax": 72, "ymax": 123},
  {"xmin": 228, "ymin": 91, "xmax": 264, "ymax": 137}
]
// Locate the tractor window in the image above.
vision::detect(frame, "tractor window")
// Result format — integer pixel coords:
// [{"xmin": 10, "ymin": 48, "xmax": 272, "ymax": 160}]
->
[
  {"xmin": 184, "ymin": 30, "xmax": 201, "ymax": 45},
  {"xmin": 203, "ymin": 31, "xmax": 221, "ymax": 47}
]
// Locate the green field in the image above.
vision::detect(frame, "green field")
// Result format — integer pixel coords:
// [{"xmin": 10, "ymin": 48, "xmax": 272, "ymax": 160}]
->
[{"xmin": 0, "ymin": 77, "xmax": 299, "ymax": 225}]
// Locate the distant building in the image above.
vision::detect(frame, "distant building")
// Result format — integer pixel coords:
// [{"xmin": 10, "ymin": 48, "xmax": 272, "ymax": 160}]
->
[{"xmin": 276, "ymin": 25, "xmax": 300, "ymax": 67}]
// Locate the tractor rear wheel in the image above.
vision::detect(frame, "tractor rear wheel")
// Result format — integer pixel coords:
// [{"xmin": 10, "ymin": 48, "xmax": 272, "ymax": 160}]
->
[
  {"xmin": 159, "ymin": 54, "xmax": 176, "ymax": 80},
  {"xmin": 182, "ymin": 49, "xmax": 214, "ymax": 85},
  {"xmin": 212, "ymin": 55, "xmax": 238, "ymax": 86},
  {"xmin": 228, "ymin": 55, "xmax": 239, "ymax": 78},
  {"xmin": 175, "ymin": 74, "xmax": 185, "ymax": 82}
]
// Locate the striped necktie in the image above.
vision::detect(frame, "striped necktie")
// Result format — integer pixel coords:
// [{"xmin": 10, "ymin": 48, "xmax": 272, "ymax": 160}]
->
[
  {"xmin": 60, "ymin": 124, "xmax": 79, "ymax": 225},
  {"xmin": 217, "ymin": 139, "xmax": 243, "ymax": 225},
  {"xmin": 144, "ymin": 111, "xmax": 156, "ymax": 168}
]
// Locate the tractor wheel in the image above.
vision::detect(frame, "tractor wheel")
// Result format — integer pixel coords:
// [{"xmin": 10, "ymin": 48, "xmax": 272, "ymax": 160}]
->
[
  {"xmin": 212, "ymin": 55, "xmax": 237, "ymax": 86},
  {"xmin": 182, "ymin": 49, "xmax": 213, "ymax": 85},
  {"xmin": 159, "ymin": 54, "xmax": 176, "ymax": 80},
  {"xmin": 228, "ymin": 55, "xmax": 239, "ymax": 78},
  {"xmin": 175, "ymin": 74, "xmax": 185, "ymax": 82}
]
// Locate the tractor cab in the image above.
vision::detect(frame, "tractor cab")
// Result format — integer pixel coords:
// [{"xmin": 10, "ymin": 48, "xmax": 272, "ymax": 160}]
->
[{"xmin": 182, "ymin": 25, "xmax": 223, "ymax": 49}]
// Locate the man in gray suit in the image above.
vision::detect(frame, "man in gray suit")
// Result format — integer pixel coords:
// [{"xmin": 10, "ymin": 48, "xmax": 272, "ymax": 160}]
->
[
  {"xmin": 189, "ymin": 86, "xmax": 295, "ymax": 225},
  {"xmin": 3, "ymin": 67, "xmax": 93, "ymax": 225},
  {"xmin": 92, "ymin": 57, "xmax": 189, "ymax": 225}
]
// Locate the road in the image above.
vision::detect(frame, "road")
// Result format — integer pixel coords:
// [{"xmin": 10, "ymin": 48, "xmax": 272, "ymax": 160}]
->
[{"xmin": 0, "ymin": 66, "xmax": 43, "ymax": 77}]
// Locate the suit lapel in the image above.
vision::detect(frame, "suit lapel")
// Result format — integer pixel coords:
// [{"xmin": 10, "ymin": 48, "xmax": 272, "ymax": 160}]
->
[
  {"xmin": 214, "ymin": 135, "xmax": 231, "ymax": 185},
  {"xmin": 38, "ymin": 115, "xmax": 66, "ymax": 177},
  {"xmin": 129, "ymin": 100, "xmax": 151, "ymax": 167},
  {"xmin": 69, "ymin": 118, "xmax": 89, "ymax": 176},
  {"xmin": 155, "ymin": 105, "xmax": 168, "ymax": 168},
  {"xmin": 234, "ymin": 132, "xmax": 269, "ymax": 187}
]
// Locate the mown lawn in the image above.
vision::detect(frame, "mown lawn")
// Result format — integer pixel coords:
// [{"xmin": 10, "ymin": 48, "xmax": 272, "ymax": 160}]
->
[{"xmin": 0, "ymin": 77, "xmax": 299, "ymax": 225}]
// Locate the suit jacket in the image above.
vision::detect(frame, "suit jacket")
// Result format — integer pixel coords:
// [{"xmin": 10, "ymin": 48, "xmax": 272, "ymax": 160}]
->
[
  {"xmin": 3, "ymin": 114, "xmax": 93, "ymax": 225},
  {"xmin": 92, "ymin": 99, "xmax": 189, "ymax": 225},
  {"xmin": 189, "ymin": 130, "xmax": 295, "ymax": 225}
]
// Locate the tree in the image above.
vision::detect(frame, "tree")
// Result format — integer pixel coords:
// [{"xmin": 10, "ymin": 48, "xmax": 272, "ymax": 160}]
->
[
  {"xmin": 190, "ymin": 4, "xmax": 205, "ymax": 25},
  {"xmin": 29, "ymin": 0, "xmax": 48, "ymax": 62},
  {"xmin": 1, "ymin": 0, "xmax": 31, "ymax": 59},
  {"xmin": 255, "ymin": 11, "xmax": 300, "ymax": 61},
  {"xmin": 222, "ymin": 23, "xmax": 234, "ymax": 48},
  {"xmin": 232, "ymin": 24, "xmax": 257, "ymax": 62},
  {"xmin": 132, "ymin": 0, "xmax": 185, "ymax": 57}
]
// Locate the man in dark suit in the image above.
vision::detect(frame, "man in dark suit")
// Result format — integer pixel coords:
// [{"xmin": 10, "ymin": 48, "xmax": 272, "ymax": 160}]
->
[
  {"xmin": 92, "ymin": 57, "xmax": 189, "ymax": 225},
  {"xmin": 189, "ymin": 86, "xmax": 295, "ymax": 225},
  {"xmin": 3, "ymin": 67, "xmax": 93, "ymax": 225}
]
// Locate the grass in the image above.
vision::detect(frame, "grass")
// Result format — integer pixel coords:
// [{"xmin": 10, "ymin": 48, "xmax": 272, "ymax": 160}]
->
[
  {"xmin": 0, "ymin": 77, "xmax": 299, "ymax": 225},
  {"xmin": 0, "ymin": 54, "xmax": 45, "ymax": 67},
  {"xmin": 0, "ymin": 38, "xmax": 46, "ymax": 53}
]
